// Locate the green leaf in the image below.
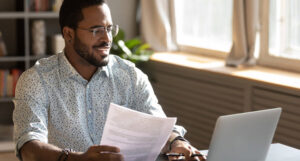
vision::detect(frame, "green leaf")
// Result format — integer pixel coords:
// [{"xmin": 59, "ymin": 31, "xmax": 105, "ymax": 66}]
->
[
  {"xmin": 140, "ymin": 50, "xmax": 153, "ymax": 56},
  {"xmin": 113, "ymin": 29, "xmax": 125, "ymax": 43},
  {"xmin": 125, "ymin": 39, "xmax": 142, "ymax": 49},
  {"xmin": 134, "ymin": 43, "xmax": 151, "ymax": 55},
  {"xmin": 111, "ymin": 27, "xmax": 154, "ymax": 66},
  {"xmin": 111, "ymin": 43, "xmax": 123, "ymax": 56},
  {"xmin": 117, "ymin": 40, "xmax": 132, "ymax": 57}
]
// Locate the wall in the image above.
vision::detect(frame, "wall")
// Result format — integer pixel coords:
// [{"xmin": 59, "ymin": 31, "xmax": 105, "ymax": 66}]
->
[{"xmin": 107, "ymin": 0, "xmax": 139, "ymax": 40}]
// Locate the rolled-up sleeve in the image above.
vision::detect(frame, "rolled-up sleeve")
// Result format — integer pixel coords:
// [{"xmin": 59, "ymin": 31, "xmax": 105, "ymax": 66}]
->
[{"xmin": 13, "ymin": 68, "xmax": 49, "ymax": 158}]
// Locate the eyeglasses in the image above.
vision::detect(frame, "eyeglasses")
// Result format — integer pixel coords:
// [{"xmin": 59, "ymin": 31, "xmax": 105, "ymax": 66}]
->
[{"xmin": 77, "ymin": 25, "xmax": 119, "ymax": 38}]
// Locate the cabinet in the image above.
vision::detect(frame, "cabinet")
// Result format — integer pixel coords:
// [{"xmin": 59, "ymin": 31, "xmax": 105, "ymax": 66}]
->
[{"xmin": 0, "ymin": 0, "xmax": 61, "ymax": 147}]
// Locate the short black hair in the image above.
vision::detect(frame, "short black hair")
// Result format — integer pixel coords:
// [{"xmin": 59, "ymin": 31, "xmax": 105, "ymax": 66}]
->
[{"xmin": 59, "ymin": 0, "xmax": 106, "ymax": 35}]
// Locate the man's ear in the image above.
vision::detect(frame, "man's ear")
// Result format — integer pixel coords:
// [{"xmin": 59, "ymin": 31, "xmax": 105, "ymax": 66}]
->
[{"xmin": 63, "ymin": 26, "xmax": 74, "ymax": 43}]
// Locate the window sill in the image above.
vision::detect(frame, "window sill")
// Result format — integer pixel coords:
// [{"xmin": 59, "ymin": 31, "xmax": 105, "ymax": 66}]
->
[{"xmin": 150, "ymin": 52, "xmax": 300, "ymax": 91}]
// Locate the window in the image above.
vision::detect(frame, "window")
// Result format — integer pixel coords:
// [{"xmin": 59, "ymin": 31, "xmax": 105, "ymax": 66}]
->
[
  {"xmin": 269, "ymin": 0, "xmax": 300, "ymax": 59},
  {"xmin": 260, "ymin": 0, "xmax": 300, "ymax": 72},
  {"xmin": 174, "ymin": 0, "xmax": 233, "ymax": 57},
  {"xmin": 172, "ymin": 0, "xmax": 300, "ymax": 72}
]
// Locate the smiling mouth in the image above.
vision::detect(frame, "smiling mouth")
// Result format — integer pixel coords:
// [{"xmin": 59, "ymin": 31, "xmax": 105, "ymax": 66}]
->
[
  {"xmin": 95, "ymin": 46, "xmax": 110, "ymax": 50},
  {"xmin": 94, "ymin": 46, "xmax": 110, "ymax": 56},
  {"xmin": 93, "ymin": 42, "xmax": 111, "ymax": 54}
]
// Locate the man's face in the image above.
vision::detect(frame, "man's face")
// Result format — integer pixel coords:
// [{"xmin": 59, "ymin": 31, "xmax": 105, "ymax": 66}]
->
[{"xmin": 73, "ymin": 4, "xmax": 113, "ymax": 67}]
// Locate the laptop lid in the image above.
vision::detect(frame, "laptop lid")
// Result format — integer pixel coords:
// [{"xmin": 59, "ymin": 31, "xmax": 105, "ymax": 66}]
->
[{"xmin": 206, "ymin": 108, "xmax": 282, "ymax": 161}]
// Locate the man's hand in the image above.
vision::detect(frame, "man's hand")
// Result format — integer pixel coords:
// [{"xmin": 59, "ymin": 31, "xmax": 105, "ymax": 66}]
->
[
  {"xmin": 20, "ymin": 140, "xmax": 124, "ymax": 161},
  {"xmin": 70, "ymin": 145, "xmax": 124, "ymax": 161},
  {"xmin": 168, "ymin": 140, "xmax": 206, "ymax": 161}
]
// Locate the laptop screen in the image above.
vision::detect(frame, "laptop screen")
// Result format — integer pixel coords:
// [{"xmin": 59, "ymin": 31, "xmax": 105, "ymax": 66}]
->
[{"xmin": 206, "ymin": 108, "xmax": 282, "ymax": 161}]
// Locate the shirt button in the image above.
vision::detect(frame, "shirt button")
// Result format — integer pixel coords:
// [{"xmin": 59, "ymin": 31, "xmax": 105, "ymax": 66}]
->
[{"xmin": 88, "ymin": 110, "xmax": 92, "ymax": 114}]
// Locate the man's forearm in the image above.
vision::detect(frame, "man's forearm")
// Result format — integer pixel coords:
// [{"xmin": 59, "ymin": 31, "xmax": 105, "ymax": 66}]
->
[{"xmin": 20, "ymin": 140, "xmax": 73, "ymax": 161}]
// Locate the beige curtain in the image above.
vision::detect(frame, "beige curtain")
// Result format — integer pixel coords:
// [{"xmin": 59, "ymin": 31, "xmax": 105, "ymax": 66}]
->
[
  {"xmin": 140, "ymin": 0, "xmax": 177, "ymax": 51},
  {"xmin": 225, "ymin": 0, "xmax": 260, "ymax": 67},
  {"xmin": 141, "ymin": 0, "xmax": 259, "ymax": 62}
]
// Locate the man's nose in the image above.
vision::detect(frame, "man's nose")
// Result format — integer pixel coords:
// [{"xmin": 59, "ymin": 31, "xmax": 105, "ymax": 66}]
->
[{"xmin": 101, "ymin": 30, "xmax": 112, "ymax": 42}]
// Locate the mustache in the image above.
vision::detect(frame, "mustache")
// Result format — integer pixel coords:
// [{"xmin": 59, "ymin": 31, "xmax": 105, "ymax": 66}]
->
[{"xmin": 93, "ymin": 42, "xmax": 111, "ymax": 48}]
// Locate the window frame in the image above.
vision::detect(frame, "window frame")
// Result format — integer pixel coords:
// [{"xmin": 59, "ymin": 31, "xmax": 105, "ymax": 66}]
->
[{"xmin": 258, "ymin": 0, "xmax": 300, "ymax": 73}]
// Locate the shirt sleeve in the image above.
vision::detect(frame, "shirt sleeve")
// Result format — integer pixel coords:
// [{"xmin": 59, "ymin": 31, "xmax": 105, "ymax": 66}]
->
[
  {"xmin": 13, "ymin": 68, "xmax": 49, "ymax": 158},
  {"xmin": 131, "ymin": 67, "xmax": 187, "ymax": 137}
]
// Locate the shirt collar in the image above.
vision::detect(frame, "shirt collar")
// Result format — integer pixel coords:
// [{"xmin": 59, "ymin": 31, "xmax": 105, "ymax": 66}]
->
[
  {"xmin": 101, "ymin": 65, "xmax": 109, "ymax": 77},
  {"xmin": 58, "ymin": 51, "xmax": 109, "ymax": 81}
]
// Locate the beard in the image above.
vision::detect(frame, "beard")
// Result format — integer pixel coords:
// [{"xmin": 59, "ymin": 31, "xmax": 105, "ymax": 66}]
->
[{"xmin": 73, "ymin": 35, "xmax": 110, "ymax": 67}]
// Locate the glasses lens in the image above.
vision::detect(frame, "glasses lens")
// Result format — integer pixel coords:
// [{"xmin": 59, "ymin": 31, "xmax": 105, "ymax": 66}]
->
[
  {"xmin": 111, "ymin": 25, "xmax": 119, "ymax": 37},
  {"xmin": 91, "ymin": 25, "xmax": 119, "ymax": 38}
]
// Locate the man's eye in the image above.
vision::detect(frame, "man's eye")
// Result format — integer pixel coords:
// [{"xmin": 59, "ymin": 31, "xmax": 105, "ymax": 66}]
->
[{"xmin": 92, "ymin": 29, "xmax": 101, "ymax": 34}]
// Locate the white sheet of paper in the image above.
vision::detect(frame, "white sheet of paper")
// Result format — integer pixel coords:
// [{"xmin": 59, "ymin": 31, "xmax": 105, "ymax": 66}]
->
[{"xmin": 100, "ymin": 103, "xmax": 177, "ymax": 161}]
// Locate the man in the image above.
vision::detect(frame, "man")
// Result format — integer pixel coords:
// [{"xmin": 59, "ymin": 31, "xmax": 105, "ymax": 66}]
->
[{"xmin": 13, "ymin": 0, "xmax": 205, "ymax": 161}]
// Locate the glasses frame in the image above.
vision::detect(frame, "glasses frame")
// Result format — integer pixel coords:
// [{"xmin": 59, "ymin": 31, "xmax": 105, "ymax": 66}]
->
[{"xmin": 77, "ymin": 25, "xmax": 119, "ymax": 38}]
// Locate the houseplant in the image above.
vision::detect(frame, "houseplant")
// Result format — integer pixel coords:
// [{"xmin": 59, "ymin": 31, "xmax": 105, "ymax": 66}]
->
[{"xmin": 111, "ymin": 28, "xmax": 153, "ymax": 67}]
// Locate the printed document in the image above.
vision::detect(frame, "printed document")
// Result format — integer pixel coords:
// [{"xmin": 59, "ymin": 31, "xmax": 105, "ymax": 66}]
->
[{"xmin": 100, "ymin": 103, "xmax": 177, "ymax": 161}]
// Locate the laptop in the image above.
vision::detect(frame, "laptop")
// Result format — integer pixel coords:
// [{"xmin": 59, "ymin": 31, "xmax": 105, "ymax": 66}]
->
[{"xmin": 205, "ymin": 108, "xmax": 282, "ymax": 161}]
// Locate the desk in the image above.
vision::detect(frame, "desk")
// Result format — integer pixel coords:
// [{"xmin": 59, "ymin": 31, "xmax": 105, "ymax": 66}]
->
[
  {"xmin": 264, "ymin": 143, "xmax": 300, "ymax": 161},
  {"xmin": 1, "ymin": 143, "xmax": 299, "ymax": 161},
  {"xmin": 156, "ymin": 143, "xmax": 300, "ymax": 161}
]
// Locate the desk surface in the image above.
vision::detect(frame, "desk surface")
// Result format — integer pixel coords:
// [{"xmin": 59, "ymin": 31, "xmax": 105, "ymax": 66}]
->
[
  {"xmin": 156, "ymin": 143, "xmax": 300, "ymax": 161},
  {"xmin": 264, "ymin": 143, "xmax": 300, "ymax": 161},
  {"xmin": 1, "ymin": 142, "xmax": 299, "ymax": 161}
]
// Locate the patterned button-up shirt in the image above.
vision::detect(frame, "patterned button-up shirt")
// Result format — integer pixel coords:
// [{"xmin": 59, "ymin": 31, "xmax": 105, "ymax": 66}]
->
[{"xmin": 13, "ymin": 52, "xmax": 185, "ymax": 156}]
